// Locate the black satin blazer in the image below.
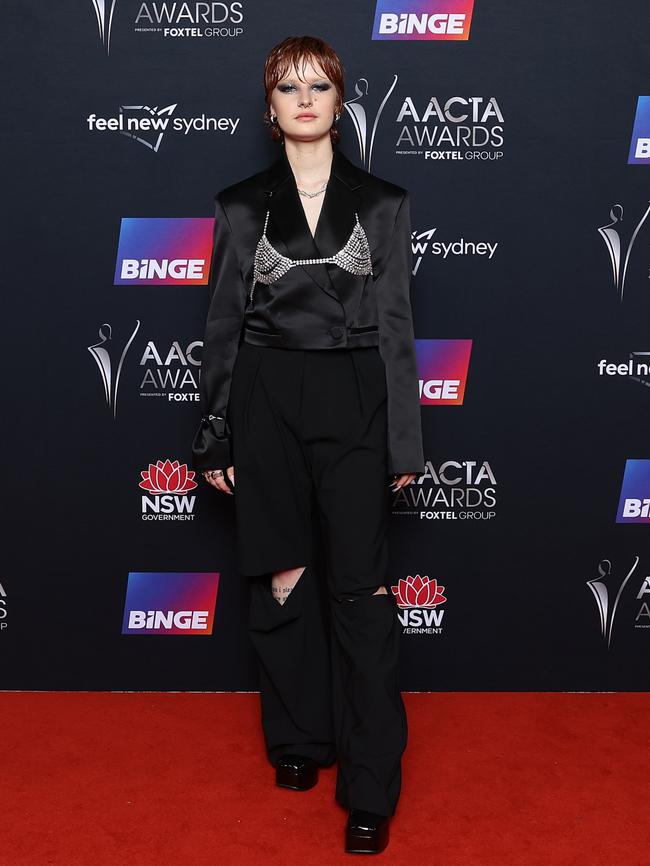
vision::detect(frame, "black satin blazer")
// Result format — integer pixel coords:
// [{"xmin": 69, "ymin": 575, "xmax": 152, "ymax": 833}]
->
[{"xmin": 192, "ymin": 145, "xmax": 425, "ymax": 476}]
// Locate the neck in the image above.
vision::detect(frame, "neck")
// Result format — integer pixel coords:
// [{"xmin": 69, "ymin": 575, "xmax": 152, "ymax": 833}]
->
[{"xmin": 283, "ymin": 136, "xmax": 334, "ymax": 187}]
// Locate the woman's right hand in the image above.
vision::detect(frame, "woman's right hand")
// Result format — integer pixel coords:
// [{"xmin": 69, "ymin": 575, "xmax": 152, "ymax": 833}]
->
[{"xmin": 202, "ymin": 466, "xmax": 235, "ymax": 495}]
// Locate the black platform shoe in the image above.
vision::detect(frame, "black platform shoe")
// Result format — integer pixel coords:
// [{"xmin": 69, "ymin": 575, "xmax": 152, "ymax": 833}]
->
[
  {"xmin": 275, "ymin": 754, "xmax": 319, "ymax": 791},
  {"xmin": 345, "ymin": 809, "xmax": 390, "ymax": 854}
]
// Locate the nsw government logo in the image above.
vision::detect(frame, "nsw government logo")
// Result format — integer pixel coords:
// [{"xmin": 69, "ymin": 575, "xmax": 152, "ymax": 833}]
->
[
  {"xmin": 122, "ymin": 572, "xmax": 219, "ymax": 634},
  {"xmin": 372, "ymin": 0, "xmax": 474, "ymax": 40},
  {"xmin": 391, "ymin": 574, "xmax": 446, "ymax": 634},
  {"xmin": 616, "ymin": 459, "xmax": 650, "ymax": 523},
  {"xmin": 140, "ymin": 459, "xmax": 198, "ymax": 521}
]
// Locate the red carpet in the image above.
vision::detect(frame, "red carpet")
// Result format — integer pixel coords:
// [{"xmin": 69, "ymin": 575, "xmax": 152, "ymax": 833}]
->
[{"xmin": 3, "ymin": 692, "xmax": 648, "ymax": 865}]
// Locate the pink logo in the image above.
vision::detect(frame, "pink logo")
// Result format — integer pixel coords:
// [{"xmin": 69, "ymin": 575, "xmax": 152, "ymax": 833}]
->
[
  {"xmin": 391, "ymin": 574, "xmax": 447, "ymax": 608},
  {"xmin": 139, "ymin": 459, "xmax": 198, "ymax": 494}
]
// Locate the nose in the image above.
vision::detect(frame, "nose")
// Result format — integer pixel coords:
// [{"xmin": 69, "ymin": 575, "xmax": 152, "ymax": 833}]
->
[{"xmin": 297, "ymin": 89, "xmax": 313, "ymax": 108}]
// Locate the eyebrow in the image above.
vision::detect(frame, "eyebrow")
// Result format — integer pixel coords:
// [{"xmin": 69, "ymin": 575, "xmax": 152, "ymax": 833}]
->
[{"xmin": 277, "ymin": 76, "xmax": 330, "ymax": 85}]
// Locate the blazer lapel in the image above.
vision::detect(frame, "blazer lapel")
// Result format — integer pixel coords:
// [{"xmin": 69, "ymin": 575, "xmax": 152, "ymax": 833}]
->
[
  {"xmin": 313, "ymin": 151, "xmax": 363, "ymax": 306},
  {"xmin": 262, "ymin": 147, "xmax": 367, "ymax": 305},
  {"xmin": 264, "ymin": 148, "xmax": 338, "ymax": 301}
]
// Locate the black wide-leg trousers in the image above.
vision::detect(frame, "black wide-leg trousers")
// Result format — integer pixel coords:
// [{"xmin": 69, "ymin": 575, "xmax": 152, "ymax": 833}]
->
[{"xmin": 226, "ymin": 339, "xmax": 407, "ymax": 817}]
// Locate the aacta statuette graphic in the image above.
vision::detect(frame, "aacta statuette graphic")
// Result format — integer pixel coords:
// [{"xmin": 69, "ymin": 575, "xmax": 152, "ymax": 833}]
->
[
  {"xmin": 90, "ymin": 0, "xmax": 117, "ymax": 55},
  {"xmin": 597, "ymin": 203, "xmax": 650, "ymax": 302},
  {"xmin": 586, "ymin": 555, "xmax": 639, "ymax": 648},
  {"xmin": 344, "ymin": 75, "xmax": 398, "ymax": 172},
  {"xmin": 88, "ymin": 321, "xmax": 140, "ymax": 419}
]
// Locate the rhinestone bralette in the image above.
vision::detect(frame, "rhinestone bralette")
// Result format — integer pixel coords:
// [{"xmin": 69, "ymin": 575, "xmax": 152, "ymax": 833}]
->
[{"xmin": 249, "ymin": 210, "xmax": 373, "ymax": 302}]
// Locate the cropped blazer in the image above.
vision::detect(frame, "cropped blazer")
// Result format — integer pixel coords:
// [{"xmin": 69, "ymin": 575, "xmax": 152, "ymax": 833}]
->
[{"xmin": 192, "ymin": 144, "xmax": 425, "ymax": 476}]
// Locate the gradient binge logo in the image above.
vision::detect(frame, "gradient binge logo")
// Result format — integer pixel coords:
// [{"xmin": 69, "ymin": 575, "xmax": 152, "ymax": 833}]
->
[
  {"xmin": 372, "ymin": 0, "xmax": 474, "ymax": 40},
  {"xmin": 122, "ymin": 572, "xmax": 219, "ymax": 634},
  {"xmin": 628, "ymin": 96, "xmax": 650, "ymax": 165},
  {"xmin": 114, "ymin": 218, "xmax": 215, "ymax": 285},
  {"xmin": 616, "ymin": 460, "xmax": 650, "ymax": 522},
  {"xmin": 416, "ymin": 339, "xmax": 473, "ymax": 404}
]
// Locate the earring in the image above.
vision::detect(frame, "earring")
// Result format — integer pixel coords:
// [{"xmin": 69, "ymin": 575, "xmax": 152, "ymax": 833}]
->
[{"xmin": 334, "ymin": 111, "xmax": 341, "ymax": 122}]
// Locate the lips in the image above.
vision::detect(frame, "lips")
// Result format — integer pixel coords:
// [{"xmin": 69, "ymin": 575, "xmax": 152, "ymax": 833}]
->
[{"xmin": 295, "ymin": 113, "xmax": 317, "ymax": 120}]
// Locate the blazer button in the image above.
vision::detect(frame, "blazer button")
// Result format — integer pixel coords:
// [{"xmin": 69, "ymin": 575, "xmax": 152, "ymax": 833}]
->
[{"xmin": 329, "ymin": 325, "xmax": 344, "ymax": 340}]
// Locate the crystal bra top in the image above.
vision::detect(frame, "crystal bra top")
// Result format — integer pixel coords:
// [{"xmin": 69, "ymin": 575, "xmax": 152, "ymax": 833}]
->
[{"xmin": 250, "ymin": 210, "xmax": 373, "ymax": 301}]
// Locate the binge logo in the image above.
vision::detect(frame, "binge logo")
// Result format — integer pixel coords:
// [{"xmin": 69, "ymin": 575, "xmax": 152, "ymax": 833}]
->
[
  {"xmin": 122, "ymin": 572, "xmax": 219, "ymax": 634},
  {"xmin": 372, "ymin": 0, "xmax": 474, "ymax": 40},
  {"xmin": 628, "ymin": 97, "xmax": 650, "ymax": 164},
  {"xmin": 616, "ymin": 460, "xmax": 650, "ymax": 522},
  {"xmin": 114, "ymin": 218, "xmax": 215, "ymax": 285},
  {"xmin": 416, "ymin": 339, "xmax": 473, "ymax": 404}
]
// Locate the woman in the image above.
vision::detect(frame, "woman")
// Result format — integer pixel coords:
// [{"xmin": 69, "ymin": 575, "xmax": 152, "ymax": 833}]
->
[{"xmin": 192, "ymin": 35, "xmax": 424, "ymax": 855}]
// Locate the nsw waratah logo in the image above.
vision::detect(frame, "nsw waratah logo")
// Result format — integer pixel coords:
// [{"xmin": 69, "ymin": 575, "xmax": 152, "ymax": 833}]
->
[
  {"xmin": 392, "ymin": 573, "xmax": 447, "ymax": 607},
  {"xmin": 616, "ymin": 459, "xmax": 650, "ymax": 522},
  {"xmin": 140, "ymin": 459, "xmax": 198, "ymax": 521},
  {"xmin": 372, "ymin": 0, "xmax": 474, "ymax": 40},
  {"xmin": 416, "ymin": 339, "xmax": 473, "ymax": 404},
  {"xmin": 115, "ymin": 218, "xmax": 215, "ymax": 285},
  {"xmin": 391, "ymin": 574, "xmax": 447, "ymax": 634}
]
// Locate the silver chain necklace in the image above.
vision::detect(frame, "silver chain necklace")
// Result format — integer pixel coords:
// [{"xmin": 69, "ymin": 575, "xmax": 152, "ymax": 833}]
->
[{"xmin": 297, "ymin": 181, "xmax": 328, "ymax": 198}]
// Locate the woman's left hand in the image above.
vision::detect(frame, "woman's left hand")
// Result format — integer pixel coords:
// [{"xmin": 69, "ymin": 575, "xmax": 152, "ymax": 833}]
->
[{"xmin": 389, "ymin": 473, "xmax": 418, "ymax": 491}]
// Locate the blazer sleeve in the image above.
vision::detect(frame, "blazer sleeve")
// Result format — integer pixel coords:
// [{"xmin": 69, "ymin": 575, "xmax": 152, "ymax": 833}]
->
[
  {"xmin": 191, "ymin": 193, "xmax": 247, "ymax": 471},
  {"xmin": 376, "ymin": 191, "xmax": 425, "ymax": 476}
]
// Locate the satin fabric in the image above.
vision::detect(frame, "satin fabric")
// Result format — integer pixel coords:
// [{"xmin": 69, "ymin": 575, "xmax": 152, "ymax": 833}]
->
[{"xmin": 192, "ymin": 144, "xmax": 424, "ymax": 476}]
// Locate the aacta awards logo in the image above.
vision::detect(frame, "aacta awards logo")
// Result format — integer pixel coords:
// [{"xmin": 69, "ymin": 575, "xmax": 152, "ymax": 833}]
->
[
  {"xmin": 89, "ymin": 1, "xmax": 245, "ymax": 55},
  {"xmin": 90, "ymin": 0, "xmax": 117, "ymax": 54},
  {"xmin": 0, "ymin": 581, "xmax": 7, "ymax": 632},
  {"xmin": 139, "ymin": 338, "xmax": 202, "ymax": 401},
  {"xmin": 344, "ymin": 73, "xmax": 503, "ymax": 167},
  {"xmin": 587, "ymin": 555, "xmax": 650, "ymax": 647},
  {"xmin": 122, "ymin": 572, "xmax": 219, "ymax": 634},
  {"xmin": 596, "ymin": 202, "xmax": 650, "ymax": 302},
  {"xmin": 391, "ymin": 574, "xmax": 447, "ymax": 634},
  {"xmin": 139, "ymin": 459, "xmax": 198, "ymax": 521},
  {"xmin": 393, "ymin": 459, "xmax": 497, "ymax": 520},
  {"xmin": 88, "ymin": 321, "xmax": 141, "ymax": 419},
  {"xmin": 88, "ymin": 320, "xmax": 203, "ymax": 414}
]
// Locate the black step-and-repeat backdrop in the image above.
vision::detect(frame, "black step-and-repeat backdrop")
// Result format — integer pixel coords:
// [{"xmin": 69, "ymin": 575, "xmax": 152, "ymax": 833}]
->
[{"xmin": 4, "ymin": 1, "xmax": 650, "ymax": 690}]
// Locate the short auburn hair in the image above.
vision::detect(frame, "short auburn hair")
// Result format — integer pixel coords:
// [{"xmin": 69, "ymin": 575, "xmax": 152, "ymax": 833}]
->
[{"xmin": 263, "ymin": 35, "xmax": 345, "ymax": 143}]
